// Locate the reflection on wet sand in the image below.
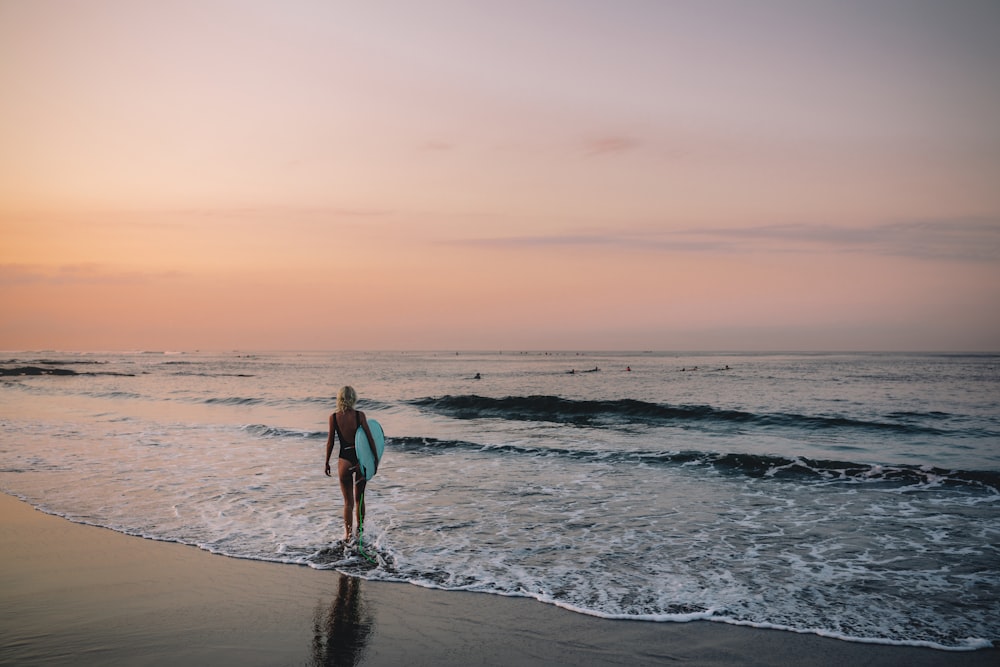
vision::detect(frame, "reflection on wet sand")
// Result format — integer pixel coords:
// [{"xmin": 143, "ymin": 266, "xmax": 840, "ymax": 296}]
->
[{"xmin": 311, "ymin": 573, "xmax": 375, "ymax": 666}]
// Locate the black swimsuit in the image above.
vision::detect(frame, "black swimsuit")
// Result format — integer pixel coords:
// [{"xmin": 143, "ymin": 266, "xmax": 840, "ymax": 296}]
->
[{"xmin": 333, "ymin": 412, "xmax": 359, "ymax": 466}]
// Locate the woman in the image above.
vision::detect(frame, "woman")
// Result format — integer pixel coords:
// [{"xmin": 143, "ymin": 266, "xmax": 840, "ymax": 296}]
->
[{"xmin": 324, "ymin": 386, "xmax": 379, "ymax": 541}]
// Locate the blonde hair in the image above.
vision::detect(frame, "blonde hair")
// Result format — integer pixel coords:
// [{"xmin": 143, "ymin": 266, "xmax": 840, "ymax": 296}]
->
[{"xmin": 336, "ymin": 386, "xmax": 357, "ymax": 413}]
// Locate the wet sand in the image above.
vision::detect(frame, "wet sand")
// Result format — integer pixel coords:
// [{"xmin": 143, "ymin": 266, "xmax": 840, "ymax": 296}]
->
[{"xmin": 1, "ymin": 493, "xmax": 995, "ymax": 666}]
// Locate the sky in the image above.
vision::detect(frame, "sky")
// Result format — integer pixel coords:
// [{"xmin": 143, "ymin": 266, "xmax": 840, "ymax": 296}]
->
[{"xmin": 2, "ymin": 0, "xmax": 999, "ymax": 351}]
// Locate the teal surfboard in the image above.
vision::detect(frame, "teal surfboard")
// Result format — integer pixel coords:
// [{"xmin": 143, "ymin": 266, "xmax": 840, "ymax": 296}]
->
[{"xmin": 355, "ymin": 418, "xmax": 384, "ymax": 481}]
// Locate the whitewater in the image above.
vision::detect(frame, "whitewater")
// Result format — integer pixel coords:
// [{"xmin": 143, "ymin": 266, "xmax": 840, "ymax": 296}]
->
[{"xmin": 1, "ymin": 351, "xmax": 997, "ymax": 650}]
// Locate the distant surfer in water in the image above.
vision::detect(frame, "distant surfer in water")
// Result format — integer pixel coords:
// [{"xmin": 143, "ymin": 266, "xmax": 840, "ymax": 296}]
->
[{"xmin": 325, "ymin": 386, "xmax": 379, "ymax": 541}]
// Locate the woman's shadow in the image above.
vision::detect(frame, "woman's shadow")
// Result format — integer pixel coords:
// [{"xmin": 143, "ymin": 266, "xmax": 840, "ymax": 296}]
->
[{"xmin": 311, "ymin": 572, "xmax": 375, "ymax": 666}]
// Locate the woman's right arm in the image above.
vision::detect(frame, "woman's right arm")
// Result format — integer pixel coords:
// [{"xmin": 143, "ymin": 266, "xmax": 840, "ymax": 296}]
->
[{"xmin": 324, "ymin": 414, "xmax": 335, "ymax": 476}]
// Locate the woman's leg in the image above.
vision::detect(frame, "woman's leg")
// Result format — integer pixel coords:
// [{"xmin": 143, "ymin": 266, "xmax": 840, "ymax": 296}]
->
[
  {"xmin": 337, "ymin": 459, "xmax": 356, "ymax": 540},
  {"xmin": 354, "ymin": 477, "xmax": 367, "ymax": 530}
]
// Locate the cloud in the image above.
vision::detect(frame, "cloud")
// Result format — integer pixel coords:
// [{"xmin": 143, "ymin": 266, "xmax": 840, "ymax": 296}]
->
[
  {"xmin": 152, "ymin": 206, "xmax": 395, "ymax": 220},
  {"xmin": 582, "ymin": 135, "xmax": 639, "ymax": 157},
  {"xmin": 457, "ymin": 232, "xmax": 731, "ymax": 254},
  {"xmin": 419, "ymin": 140, "xmax": 455, "ymax": 152},
  {"xmin": 450, "ymin": 218, "xmax": 1000, "ymax": 262},
  {"xmin": 0, "ymin": 264, "xmax": 182, "ymax": 286},
  {"xmin": 690, "ymin": 218, "xmax": 1000, "ymax": 262}
]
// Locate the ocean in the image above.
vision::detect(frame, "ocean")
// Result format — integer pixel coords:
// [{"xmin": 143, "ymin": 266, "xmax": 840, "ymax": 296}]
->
[{"xmin": 1, "ymin": 351, "xmax": 998, "ymax": 651}]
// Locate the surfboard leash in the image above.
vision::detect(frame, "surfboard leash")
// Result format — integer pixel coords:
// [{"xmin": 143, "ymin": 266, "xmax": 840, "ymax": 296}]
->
[{"xmin": 357, "ymin": 489, "xmax": 378, "ymax": 565}]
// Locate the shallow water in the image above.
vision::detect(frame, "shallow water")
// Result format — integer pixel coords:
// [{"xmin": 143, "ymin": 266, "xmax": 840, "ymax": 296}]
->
[{"xmin": 1, "ymin": 351, "xmax": 998, "ymax": 649}]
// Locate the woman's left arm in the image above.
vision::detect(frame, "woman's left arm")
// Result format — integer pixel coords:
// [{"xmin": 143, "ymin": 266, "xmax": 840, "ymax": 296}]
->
[{"xmin": 358, "ymin": 412, "xmax": 379, "ymax": 468}]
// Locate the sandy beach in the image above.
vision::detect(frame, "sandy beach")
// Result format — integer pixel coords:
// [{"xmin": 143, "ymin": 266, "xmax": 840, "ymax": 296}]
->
[{"xmin": 0, "ymin": 493, "xmax": 994, "ymax": 666}]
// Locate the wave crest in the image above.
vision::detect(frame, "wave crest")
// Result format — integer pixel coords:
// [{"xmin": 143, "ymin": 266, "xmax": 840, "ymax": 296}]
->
[
  {"xmin": 409, "ymin": 394, "xmax": 951, "ymax": 435},
  {"xmin": 388, "ymin": 436, "xmax": 1000, "ymax": 492}
]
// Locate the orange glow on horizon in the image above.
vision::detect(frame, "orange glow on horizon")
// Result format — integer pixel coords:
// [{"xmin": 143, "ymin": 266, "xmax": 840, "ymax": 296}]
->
[{"xmin": 2, "ymin": 2, "xmax": 999, "ymax": 351}]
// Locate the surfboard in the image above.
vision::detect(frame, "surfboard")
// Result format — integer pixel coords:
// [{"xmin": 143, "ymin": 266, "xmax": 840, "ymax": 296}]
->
[{"xmin": 355, "ymin": 418, "xmax": 385, "ymax": 481}]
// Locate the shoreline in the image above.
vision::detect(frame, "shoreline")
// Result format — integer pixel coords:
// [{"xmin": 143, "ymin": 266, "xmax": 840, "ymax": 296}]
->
[{"xmin": 1, "ymin": 492, "xmax": 995, "ymax": 666}]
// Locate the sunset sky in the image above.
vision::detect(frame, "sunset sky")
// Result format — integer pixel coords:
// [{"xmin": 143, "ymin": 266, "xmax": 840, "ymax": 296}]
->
[{"xmin": 2, "ymin": 0, "xmax": 999, "ymax": 351}]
